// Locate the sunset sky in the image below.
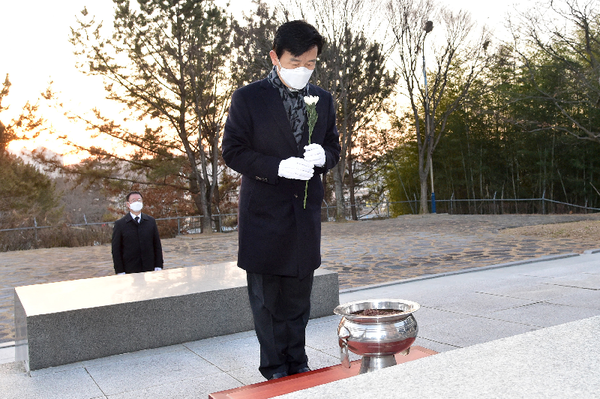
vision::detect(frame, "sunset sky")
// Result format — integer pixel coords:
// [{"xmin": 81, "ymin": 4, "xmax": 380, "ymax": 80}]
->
[{"xmin": 0, "ymin": 0, "xmax": 520, "ymax": 163}]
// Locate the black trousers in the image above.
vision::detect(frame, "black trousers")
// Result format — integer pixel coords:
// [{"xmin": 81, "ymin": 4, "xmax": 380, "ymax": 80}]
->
[{"xmin": 246, "ymin": 272, "xmax": 314, "ymax": 379}]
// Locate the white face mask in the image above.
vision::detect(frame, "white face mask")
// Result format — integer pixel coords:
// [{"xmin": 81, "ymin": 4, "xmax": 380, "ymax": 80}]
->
[
  {"xmin": 278, "ymin": 61, "xmax": 314, "ymax": 90},
  {"xmin": 129, "ymin": 201, "xmax": 143, "ymax": 212}
]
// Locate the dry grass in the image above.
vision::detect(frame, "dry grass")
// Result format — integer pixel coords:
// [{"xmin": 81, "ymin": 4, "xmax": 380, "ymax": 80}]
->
[
  {"xmin": 501, "ymin": 220, "xmax": 600, "ymax": 240},
  {"xmin": 0, "ymin": 225, "xmax": 113, "ymax": 252}
]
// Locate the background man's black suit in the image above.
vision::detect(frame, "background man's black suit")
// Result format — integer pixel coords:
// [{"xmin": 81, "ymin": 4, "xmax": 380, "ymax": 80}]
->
[{"xmin": 111, "ymin": 213, "xmax": 164, "ymax": 274}]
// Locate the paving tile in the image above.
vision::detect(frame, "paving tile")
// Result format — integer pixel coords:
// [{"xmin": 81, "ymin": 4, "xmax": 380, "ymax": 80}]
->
[
  {"xmin": 106, "ymin": 373, "xmax": 241, "ymax": 399},
  {"xmin": 414, "ymin": 336, "xmax": 460, "ymax": 353},
  {"xmin": 29, "ymin": 360, "xmax": 85, "ymax": 377},
  {"xmin": 546, "ymin": 289, "xmax": 600, "ymax": 310},
  {"xmin": 491, "ymin": 301, "xmax": 600, "ymax": 328},
  {"xmin": 85, "ymin": 345, "xmax": 222, "ymax": 396},
  {"xmin": 423, "ymin": 291, "xmax": 535, "ymax": 316},
  {"xmin": 224, "ymin": 366, "xmax": 265, "ymax": 386},
  {"xmin": 547, "ymin": 273, "xmax": 600, "ymax": 290},
  {"xmin": 477, "ymin": 280, "xmax": 583, "ymax": 301},
  {"xmin": 184, "ymin": 335, "xmax": 260, "ymax": 372},
  {"xmin": 414, "ymin": 306, "xmax": 468, "ymax": 328},
  {"xmin": 304, "ymin": 346, "xmax": 340, "ymax": 371},
  {"xmin": 0, "ymin": 346, "xmax": 14, "ymax": 364},
  {"xmin": 305, "ymin": 316, "xmax": 341, "ymax": 353},
  {"xmin": 0, "ymin": 363, "xmax": 103, "ymax": 399},
  {"xmin": 421, "ymin": 314, "xmax": 541, "ymax": 348}
]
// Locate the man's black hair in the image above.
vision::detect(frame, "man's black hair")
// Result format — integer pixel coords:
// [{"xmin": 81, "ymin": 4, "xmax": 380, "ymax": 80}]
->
[
  {"xmin": 126, "ymin": 191, "xmax": 143, "ymax": 202},
  {"xmin": 272, "ymin": 20, "xmax": 324, "ymax": 58}
]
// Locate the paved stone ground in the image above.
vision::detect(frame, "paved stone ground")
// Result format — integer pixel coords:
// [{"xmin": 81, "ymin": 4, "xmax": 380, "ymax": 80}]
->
[{"xmin": 1, "ymin": 213, "xmax": 599, "ymax": 344}]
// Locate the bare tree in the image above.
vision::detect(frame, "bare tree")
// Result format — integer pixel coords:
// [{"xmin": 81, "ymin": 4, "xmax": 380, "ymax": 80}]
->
[
  {"xmin": 386, "ymin": 0, "xmax": 491, "ymax": 213},
  {"xmin": 282, "ymin": 0, "xmax": 397, "ymax": 221}
]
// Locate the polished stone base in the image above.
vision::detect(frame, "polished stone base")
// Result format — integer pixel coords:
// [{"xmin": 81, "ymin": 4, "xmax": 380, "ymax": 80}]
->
[{"xmin": 14, "ymin": 262, "xmax": 339, "ymax": 371}]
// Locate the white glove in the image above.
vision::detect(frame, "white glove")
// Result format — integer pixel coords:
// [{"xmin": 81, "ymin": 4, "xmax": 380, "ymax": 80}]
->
[
  {"xmin": 303, "ymin": 143, "xmax": 326, "ymax": 167},
  {"xmin": 278, "ymin": 157, "xmax": 314, "ymax": 180}
]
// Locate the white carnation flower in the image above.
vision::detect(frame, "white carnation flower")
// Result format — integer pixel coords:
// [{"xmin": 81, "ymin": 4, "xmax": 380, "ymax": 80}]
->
[{"xmin": 304, "ymin": 95, "xmax": 319, "ymax": 105}]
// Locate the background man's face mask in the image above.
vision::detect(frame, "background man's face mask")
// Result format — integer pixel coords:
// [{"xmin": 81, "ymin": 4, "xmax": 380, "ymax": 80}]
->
[
  {"xmin": 129, "ymin": 201, "xmax": 143, "ymax": 212},
  {"xmin": 278, "ymin": 61, "xmax": 314, "ymax": 90}
]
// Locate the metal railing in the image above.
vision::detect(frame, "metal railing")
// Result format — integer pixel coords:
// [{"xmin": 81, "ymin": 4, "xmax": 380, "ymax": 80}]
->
[
  {"xmin": 323, "ymin": 197, "xmax": 600, "ymax": 221},
  {"xmin": 0, "ymin": 213, "xmax": 238, "ymax": 252}
]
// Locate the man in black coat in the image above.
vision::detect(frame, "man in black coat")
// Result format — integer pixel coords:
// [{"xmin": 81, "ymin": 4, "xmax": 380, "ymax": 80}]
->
[
  {"xmin": 111, "ymin": 191, "xmax": 164, "ymax": 274},
  {"xmin": 222, "ymin": 20, "xmax": 340, "ymax": 380}
]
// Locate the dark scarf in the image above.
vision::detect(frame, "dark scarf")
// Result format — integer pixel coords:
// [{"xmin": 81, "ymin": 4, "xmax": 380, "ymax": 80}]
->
[{"xmin": 267, "ymin": 66, "xmax": 308, "ymax": 145}]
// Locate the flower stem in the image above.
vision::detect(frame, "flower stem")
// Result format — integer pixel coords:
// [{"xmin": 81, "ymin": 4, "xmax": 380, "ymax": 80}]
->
[{"xmin": 303, "ymin": 102, "xmax": 318, "ymax": 209}]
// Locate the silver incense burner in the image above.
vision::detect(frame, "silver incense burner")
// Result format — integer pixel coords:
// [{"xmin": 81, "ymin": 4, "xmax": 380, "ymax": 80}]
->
[{"xmin": 334, "ymin": 299, "xmax": 419, "ymax": 374}]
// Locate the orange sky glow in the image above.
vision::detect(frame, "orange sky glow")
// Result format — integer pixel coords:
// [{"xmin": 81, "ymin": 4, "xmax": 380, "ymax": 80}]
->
[{"xmin": 1, "ymin": 0, "xmax": 516, "ymax": 165}]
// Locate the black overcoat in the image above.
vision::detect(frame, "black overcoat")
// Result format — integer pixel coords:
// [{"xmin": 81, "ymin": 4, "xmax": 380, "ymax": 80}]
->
[
  {"xmin": 222, "ymin": 79, "xmax": 340, "ymax": 278},
  {"xmin": 111, "ymin": 213, "xmax": 164, "ymax": 274}
]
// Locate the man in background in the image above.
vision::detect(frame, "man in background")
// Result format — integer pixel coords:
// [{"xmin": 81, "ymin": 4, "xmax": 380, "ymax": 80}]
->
[
  {"xmin": 222, "ymin": 20, "xmax": 340, "ymax": 380},
  {"xmin": 111, "ymin": 191, "xmax": 164, "ymax": 275}
]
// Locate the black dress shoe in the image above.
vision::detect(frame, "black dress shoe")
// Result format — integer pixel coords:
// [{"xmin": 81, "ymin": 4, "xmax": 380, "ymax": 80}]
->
[
  {"xmin": 269, "ymin": 371, "xmax": 288, "ymax": 380},
  {"xmin": 294, "ymin": 366, "xmax": 311, "ymax": 374}
]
